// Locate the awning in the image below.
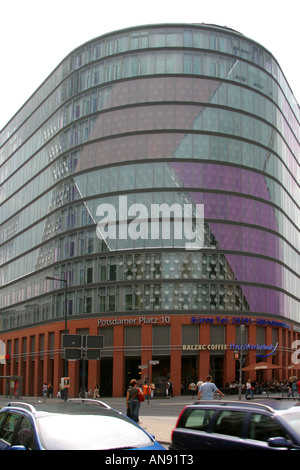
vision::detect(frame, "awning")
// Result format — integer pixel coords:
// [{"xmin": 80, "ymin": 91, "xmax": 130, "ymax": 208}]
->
[{"xmin": 242, "ymin": 361, "xmax": 281, "ymax": 371}]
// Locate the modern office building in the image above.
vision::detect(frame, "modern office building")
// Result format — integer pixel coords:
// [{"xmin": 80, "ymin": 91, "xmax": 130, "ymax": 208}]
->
[{"xmin": 0, "ymin": 24, "xmax": 299, "ymax": 398}]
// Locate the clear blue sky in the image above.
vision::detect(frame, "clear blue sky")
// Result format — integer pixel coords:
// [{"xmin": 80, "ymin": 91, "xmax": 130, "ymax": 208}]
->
[{"xmin": 0, "ymin": 0, "xmax": 299, "ymax": 130}]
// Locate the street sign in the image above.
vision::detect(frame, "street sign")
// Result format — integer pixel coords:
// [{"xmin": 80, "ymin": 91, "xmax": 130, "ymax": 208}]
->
[
  {"xmin": 138, "ymin": 365, "xmax": 148, "ymax": 369},
  {"xmin": 86, "ymin": 335, "xmax": 103, "ymax": 349},
  {"xmin": 86, "ymin": 349, "xmax": 101, "ymax": 360},
  {"xmin": 62, "ymin": 334, "xmax": 82, "ymax": 348},
  {"xmin": 0, "ymin": 340, "xmax": 6, "ymax": 365},
  {"xmin": 64, "ymin": 349, "xmax": 82, "ymax": 360},
  {"xmin": 61, "ymin": 377, "xmax": 70, "ymax": 388},
  {"xmin": 149, "ymin": 360, "xmax": 159, "ymax": 365},
  {"xmin": 62, "ymin": 334, "xmax": 104, "ymax": 360}
]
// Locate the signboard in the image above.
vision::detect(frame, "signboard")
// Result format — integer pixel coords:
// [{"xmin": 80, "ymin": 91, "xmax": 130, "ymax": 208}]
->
[
  {"xmin": 62, "ymin": 334, "xmax": 82, "ymax": 348},
  {"xmin": 0, "ymin": 341, "xmax": 6, "ymax": 365},
  {"xmin": 61, "ymin": 377, "xmax": 70, "ymax": 388},
  {"xmin": 86, "ymin": 350, "xmax": 101, "ymax": 360},
  {"xmin": 62, "ymin": 334, "xmax": 104, "ymax": 360},
  {"xmin": 86, "ymin": 335, "xmax": 103, "ymax": 349},
  {"xmin": 64, "ymin": 349, "xmax": 82, "ymax": 360}
]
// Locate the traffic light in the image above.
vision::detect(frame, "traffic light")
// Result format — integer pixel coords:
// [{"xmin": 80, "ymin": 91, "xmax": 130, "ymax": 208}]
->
[{"xmin": 234, "ymin": 351, "xmax": 240, "ymax": 360}]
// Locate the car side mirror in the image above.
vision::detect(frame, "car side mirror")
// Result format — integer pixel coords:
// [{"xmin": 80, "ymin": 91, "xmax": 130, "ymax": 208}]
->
[{"xmin": 268, "ymin": 437, "xmax": 293, "ymax": 449}]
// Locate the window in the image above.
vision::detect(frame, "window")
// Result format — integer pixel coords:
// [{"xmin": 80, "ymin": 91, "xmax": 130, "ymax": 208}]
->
[
  {"xmin": 180, "ymin": 408, "xmax": 215, "ymax": 430},
  {"xmin": 213, "ymin": 410, "xmax": 246, "ymax": 437},
  {"xmin": 15, "ymin": 417, "xmax": 37, "ymax": 450},
  {"xmin": 0, "ymin": 413, "xmax": 20, "ymax": 445},
  {"xmin": 247, "ymin": 413, "xmax": 289, "ymax": 442}
]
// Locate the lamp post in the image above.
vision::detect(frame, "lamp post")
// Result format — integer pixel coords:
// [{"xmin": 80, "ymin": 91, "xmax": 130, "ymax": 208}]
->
[
  {"xmin": 239, "ymin": 325, "xmax": 245, "ymax": 400},
  {"xmin": 46, "ymin": 276, "xmax": 68, "ymax": 399}
]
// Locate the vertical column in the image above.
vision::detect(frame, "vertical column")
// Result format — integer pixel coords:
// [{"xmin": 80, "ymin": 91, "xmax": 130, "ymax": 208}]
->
[
  {"xmin": 68, "ymin": 361, "xmax": 77, "ymax": 397},
  {"xmin": 43, "ymin": 332, "xmax": 51, "ymax": 386},
  {"xmin": 33, "ymin": 334, "xmax": 43, "ymax": 397},
  {"xmin": 247, "ymin": 323, "xmax": 257, "ymax": 368},
  {"xmin": 112, "ymin": 326, "xmax": 124, "ymax": 397},
  {"xmin": 224, "ymin": 323, "xmax": 236, "ymax": 384},
  {"xmin": 141, "ymin": 325, "xmax": 152, "ymax": 383},
  {"xmin": 265, "ymin": 326, "xmax": 274, "ymax": 381},
  {"xmin": 24, "ymin": 336, "xmax": 31, "ymax": 396},
  {"xmin": 170, "ymin": 320, "xmax": 181, "ymax": 396},
  {"xmin": 53, "ymin": 330, "xmax": 63, "ymax": 397},
  {"xmin": 198, "ymin": 324, "xmax": 210, "ymax": 379},
  {"xmin": 88, "ymin": 324, "xmax": 101, "ymax": 393}
]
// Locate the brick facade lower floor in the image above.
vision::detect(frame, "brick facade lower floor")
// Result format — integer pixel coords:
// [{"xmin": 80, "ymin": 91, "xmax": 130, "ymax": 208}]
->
[{"xmin": 1, "ymin": 313, "xmax": 299, "ymax": 398}]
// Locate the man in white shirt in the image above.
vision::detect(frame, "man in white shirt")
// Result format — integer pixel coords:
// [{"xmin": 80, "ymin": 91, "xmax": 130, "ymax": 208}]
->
[
  {"xmin": 197, "ymin": 379, "xmax": 203, "ymax": 399},
  {"xmin": 199, "ymin": 375, "xmax": 225, "ymax": 400}
]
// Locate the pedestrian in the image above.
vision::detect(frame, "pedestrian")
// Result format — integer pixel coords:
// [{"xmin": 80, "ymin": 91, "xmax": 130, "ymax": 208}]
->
[
  {"xmin": 150, "ymin": 382, "xmax": 155, "ymax": 398},
  {"xmin": 168, "ymin": 379, "xmax": 174, "ymax": 397},
  {"xmin": 197, "ymin": 379, "xmax": 203, "ymax": 399},
  {"xmin": 58, "ymin": 382, "xmax": 64, "ymax": 399},
  {"xmin": 126, "ymin": 379, "xmax": 141, "ymax": 423},
  {"xmin": 288, "ymin": 377, "xmax": 295, "ymax": 398},
  {"xmin": 166, "ymin": 380, "xmax": 170, "ymax": 398},
  {"xmin": 199, "ymin": 375, "xmax": 225, "ymax": 400},
  {"xmin": 291, "ymin": 379, "xmax": 298, "ymax": 399},
  {"xmin": 94, "ymin": 382, "xmax": 100, "ymax": 398},
  {"xmin": 143, "ymin": 380, "xmax": 150, "ymax": 400},
  {"xmin": 47, "ymin": 382, "xmax": 53, "ymax": 398},
  {"xmin": 245, "ymin": 378, "xmax": 253, "ymax": 400},
  {"xmin": 188, "ymin": 381, "xmax": 196, "ymax": 398},
  {"xmin": 42, "ymin": 383, "xmax": 47, "ymax": 402}
]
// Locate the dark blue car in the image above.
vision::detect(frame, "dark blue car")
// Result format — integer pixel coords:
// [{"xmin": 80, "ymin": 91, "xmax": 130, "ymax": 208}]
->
[
  {"xmin": 0, "ymin": 399, "xmax": 165, "ymax": 450},
  {"xmin": 170, "ymin": 400, "xmax": 300, "ymax": 450}
]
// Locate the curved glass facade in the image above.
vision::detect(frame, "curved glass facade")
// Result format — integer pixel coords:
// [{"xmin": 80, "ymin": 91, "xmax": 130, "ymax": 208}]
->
[{"xmin": 0, "ymin": 23, "xmax": 299, "ymax": 331}]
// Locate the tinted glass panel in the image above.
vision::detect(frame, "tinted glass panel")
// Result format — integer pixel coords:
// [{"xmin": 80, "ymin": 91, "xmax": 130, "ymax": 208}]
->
[
  {"xmin": 180, "ymin": 408, "xmax": 215, "ymax": 430},
  {"xmin": 0, "ymin": 413, "xmax": 20, "ymax": 445},
  {"xmin": 213, "ymin": 410, "xmax": 246, "ymax": 437},
  {"xmin": 247, "ymin": 413, "xmax": 289, "ymax": 442},
  {"xmin": 15, "ymin": 417, "xmax": 37, "ymax": 450}
]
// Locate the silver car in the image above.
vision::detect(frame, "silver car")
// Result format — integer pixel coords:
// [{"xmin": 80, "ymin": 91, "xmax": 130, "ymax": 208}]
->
[{"xmin": 0, "ymin": 399, "xmax": 165, "ymax": 450}]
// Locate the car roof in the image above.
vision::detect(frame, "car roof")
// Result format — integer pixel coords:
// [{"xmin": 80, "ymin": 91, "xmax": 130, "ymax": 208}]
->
[
  {"xmin": 1, "ymin": 399, "xmax": 125, "ymax": 418},
  {"xmin": 183, "ymin": 400, "xmax": 300, "ymax": 413}
]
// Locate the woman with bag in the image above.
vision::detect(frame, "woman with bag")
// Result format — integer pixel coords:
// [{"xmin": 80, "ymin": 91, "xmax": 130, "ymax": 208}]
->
[{"xmin": 126, "ymin": 379, "xmax": 142, "ymax": 423}]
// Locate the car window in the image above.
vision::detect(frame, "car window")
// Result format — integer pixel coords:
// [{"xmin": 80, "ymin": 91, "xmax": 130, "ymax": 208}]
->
[
  {"xmin": 0, "ymin": 412, "xmax": 7, "ymax": 428},
  {"xmin": 15, "ymin": 417, "xmax": 37, "ymax": 450},
  {"xmin": 0, "ymin": 413, "xmax": 20, "ymax": 445},
  {"xmin": 212, "ymin": 410, "xmax": 247, "ymax": 437},
  {"xmin": 179, "ymin": 408, "xmax": 215, "ymax": 431},
  {"xmin": 247, "ymin": 413, "xmax": 289, "ymax": 442}
]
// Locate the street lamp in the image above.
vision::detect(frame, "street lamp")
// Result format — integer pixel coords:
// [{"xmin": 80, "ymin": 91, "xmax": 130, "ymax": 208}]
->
[
  {"xmin": 46, "ymin": 276, "xmax": 68, "ymax": 400},
  {"xmin": 239, "ymin": 325, "xmax": 245, "ymax": 400}
]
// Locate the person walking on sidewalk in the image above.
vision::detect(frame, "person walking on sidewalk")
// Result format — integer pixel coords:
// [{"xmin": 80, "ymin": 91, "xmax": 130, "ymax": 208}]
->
[
  {"xmin": 126, "ymin": 379, "xmax": 141, "ymax": 423},
  {"xmin": 198, "ymin": 375, "xmax": 224, "ymax": 400}
]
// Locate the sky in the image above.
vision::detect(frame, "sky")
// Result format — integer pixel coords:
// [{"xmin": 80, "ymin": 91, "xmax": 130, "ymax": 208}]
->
[{"xmin": 0, "ymin": 0, "xmax": 299, "ymax": 131}]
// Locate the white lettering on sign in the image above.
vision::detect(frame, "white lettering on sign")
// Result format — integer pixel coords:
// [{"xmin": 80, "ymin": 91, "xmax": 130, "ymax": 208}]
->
[{"xmin": 98, "ymin": 316, "xmax": 170, "ymax": 326}]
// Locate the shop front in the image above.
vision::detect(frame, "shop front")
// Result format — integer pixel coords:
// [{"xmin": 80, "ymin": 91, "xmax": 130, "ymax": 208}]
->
[{"xmin": 0, "ymin": 313, "xmax": 299, "ymax": 398}]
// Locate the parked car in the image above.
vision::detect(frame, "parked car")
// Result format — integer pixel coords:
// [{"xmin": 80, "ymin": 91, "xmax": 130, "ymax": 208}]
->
[
  {"xmin": 0, "ymin": 399, "xmax": 165, "ymax": 450},
  {"xmin": 170, "ymin": 400, "xmax": 300, "ymax": 450}
]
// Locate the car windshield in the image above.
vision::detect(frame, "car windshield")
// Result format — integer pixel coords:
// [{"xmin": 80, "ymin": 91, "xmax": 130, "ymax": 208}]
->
[
  {"xmin": 279, "ymin": 410, "xmax": 300, "ymax": 436},
  {"xmin": 36, "ymin": 414, "xmax": 153, "ymax": 450}
]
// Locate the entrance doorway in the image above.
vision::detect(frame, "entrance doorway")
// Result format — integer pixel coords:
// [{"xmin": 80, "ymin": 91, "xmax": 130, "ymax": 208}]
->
[
  {"xmin": 125, "ymin": 357, "xmax": 141, "ymax": 395},
  {"xmin": 210, "ymin": 356, "xmax": 224, "ymax": 388},
  {"xmin": 181, "ymin": 356, "xmax": 198, "ymax": 394},
  {"xmin": 100, "ymin": 358, "xmax": 113, "ymax": 397}
]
